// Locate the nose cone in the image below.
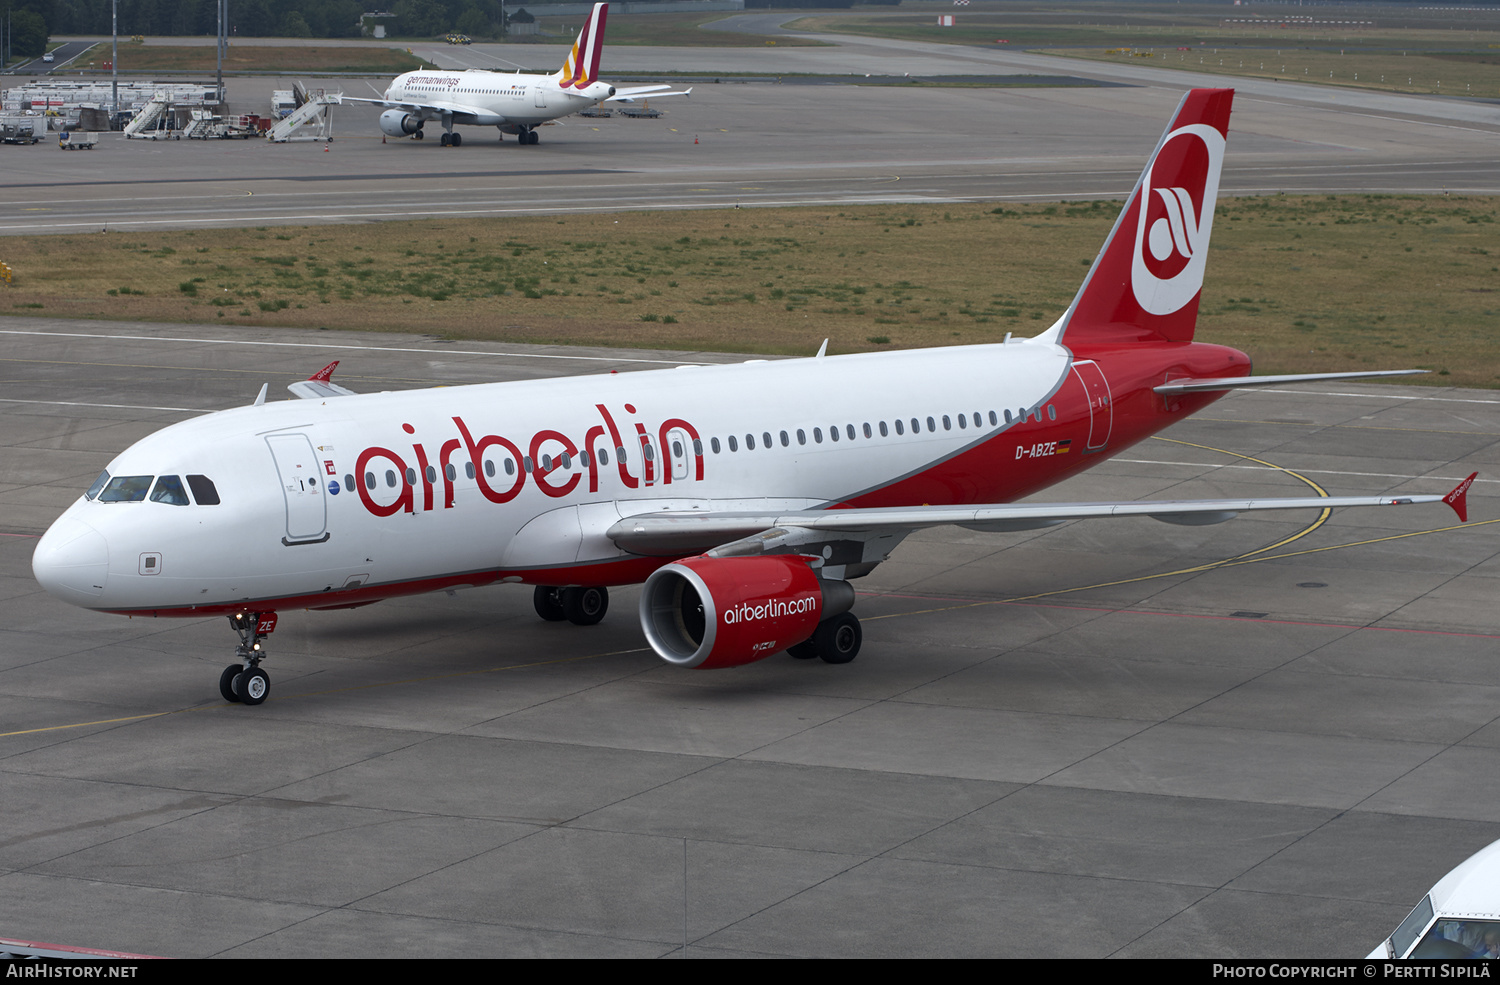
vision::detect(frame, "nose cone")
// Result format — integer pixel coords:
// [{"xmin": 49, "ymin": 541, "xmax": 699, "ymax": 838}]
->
[{"xmin": 33, "ymin": 515, "xmax": 110, "ymax": 606}]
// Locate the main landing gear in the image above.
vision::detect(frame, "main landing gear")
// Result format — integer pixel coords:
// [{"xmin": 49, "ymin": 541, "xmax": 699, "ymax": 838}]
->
[
  {"xmin": 440, "ymin": 131, "xmax": 462, "ymax": 147},
  {"xmin": 533, "ymin": 585, "xmax": 609, "ymax": 626},
  {"xmin": 787, "ymin": 611, "xmax": 863, "ymax": 665},
  {"xmin": 220, "ymin": 611, "xmax": 276, "ymax": 706}
]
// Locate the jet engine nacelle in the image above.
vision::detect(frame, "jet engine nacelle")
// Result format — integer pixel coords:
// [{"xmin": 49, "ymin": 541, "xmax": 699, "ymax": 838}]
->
[
  {"xmin": 379, "ymin": 110, "xmax": 423, "ymax": 137},
  {"xmin": 640, "ymin": 555, "xmax": 852, "ymax": 669}
]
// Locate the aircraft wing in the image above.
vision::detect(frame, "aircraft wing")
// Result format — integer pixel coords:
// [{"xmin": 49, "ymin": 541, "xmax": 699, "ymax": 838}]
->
[
  {"xmin": 340, "ymin": 94, "xmax": 411, "ymax": 111},
  {"xmin": 605, "ymin": 85, "xmax": 692, "ymax": 104},
  {"xmin": 609, "ymin": 477, "xmax": 1476, "ymax": 558},
  {"xmin": 341, "ymin": 94, "xmax": 499, "ymax": 125}
]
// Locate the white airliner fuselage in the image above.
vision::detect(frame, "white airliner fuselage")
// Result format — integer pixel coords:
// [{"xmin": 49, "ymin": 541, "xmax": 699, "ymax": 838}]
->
[
  {"xmin": 355, "ymin": 4, "xmax": 687, "ymax": 147},
  {"xmin": 374, "ymin": 70, "xmax": 618, "ymax": 140},
  {"xmin": 36, "ymin": 342, "xmax": 1082, "ymax": 615}
]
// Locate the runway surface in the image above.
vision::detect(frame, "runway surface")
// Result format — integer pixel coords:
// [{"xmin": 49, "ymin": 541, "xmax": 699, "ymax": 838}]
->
[
  {"xmin": 2, "ymin": 24, "xmax": 1500, "ymax": 959},
  {"xmin": 5, "ymin": 25, "xmax": 1500, "ymax": 234},
  {"xmin": 1, "ymin": 319, "xmax": 1498, "ymax": 958}
]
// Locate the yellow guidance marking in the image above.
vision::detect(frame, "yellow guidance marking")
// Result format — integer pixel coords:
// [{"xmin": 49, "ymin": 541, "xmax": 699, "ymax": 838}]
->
[
  {"xmin": 0, "ymin": 647, "xmax": 651, "ymax": 739},
  {"xmin": 1197, "ymin": 416, "xmax": 1500, "ymax": 438},
  {"xmin": 866, "ymin": 437, "xmax": 1394, "ymax": 622}
]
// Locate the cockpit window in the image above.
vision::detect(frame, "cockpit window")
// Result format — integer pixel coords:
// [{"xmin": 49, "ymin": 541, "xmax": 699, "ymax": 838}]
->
[
  {"xmin": 98, "ymin": 475, "xmax": 153, "ymax": 503},
  {"xmin": 186, "ymin": 475, "xmax": 220, "ymax": 506},
  {"xmin": 1411, "ymin": 919, "xmax": 1500, "ymax": 959},
  {"xmin": 84, "ymin": 471, "xmax": 110, "ymax": 501},
  {"xmin": 1392, "ymin": 895, "xmax": 1434, "ymax": 958},
  {"xmin": 149, "ymin": 475, "xmax": 190, "ymax": 506}
]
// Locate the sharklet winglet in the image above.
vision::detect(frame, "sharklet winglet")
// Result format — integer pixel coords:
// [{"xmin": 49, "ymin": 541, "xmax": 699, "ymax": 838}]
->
[{"xmin": 1444, "ymin": 472, "xmax": 1478, "ymax": 523}]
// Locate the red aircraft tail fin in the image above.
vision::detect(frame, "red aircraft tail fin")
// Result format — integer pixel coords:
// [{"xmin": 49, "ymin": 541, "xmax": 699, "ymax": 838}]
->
[{"xmin": 1054, "ymin": 88, "xmax": 1234, "ymax": 347}]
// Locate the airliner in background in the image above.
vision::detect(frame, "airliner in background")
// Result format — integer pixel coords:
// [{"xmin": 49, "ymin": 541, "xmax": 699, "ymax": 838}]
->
[
  {"xmin": 31, "ymin": 89, "xmax": 1475, "ymax": 706},
  {"xmin": 348, "ymin": 3, "xmax": 690, "ymax": 146}
]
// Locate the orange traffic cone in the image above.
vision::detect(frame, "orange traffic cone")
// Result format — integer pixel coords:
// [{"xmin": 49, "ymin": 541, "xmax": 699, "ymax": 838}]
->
[{"xmin": 694, "ymin": 135, "xmax": 699, "ymax": 144}]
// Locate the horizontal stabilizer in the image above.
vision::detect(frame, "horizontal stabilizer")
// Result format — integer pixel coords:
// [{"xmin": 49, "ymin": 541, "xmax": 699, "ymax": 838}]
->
[
  {"xmin": 1155, "ymin": 370, "xmax": 1426, "ymax": 394},
  {"xmin": 607, "ymin": 86, "xmax": 692, "ymax": 104}
]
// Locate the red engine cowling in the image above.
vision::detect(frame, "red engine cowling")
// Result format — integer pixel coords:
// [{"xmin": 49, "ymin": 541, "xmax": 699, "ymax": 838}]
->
[{"xmin": 639, "ymin": 555, "xmax": 827, "ymax": 669}]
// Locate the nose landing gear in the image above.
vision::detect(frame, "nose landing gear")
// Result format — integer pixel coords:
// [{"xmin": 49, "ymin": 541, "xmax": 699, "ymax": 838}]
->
[{"xmin": 220, "ymin": 611, "xmax": 277, "ymax": 706}]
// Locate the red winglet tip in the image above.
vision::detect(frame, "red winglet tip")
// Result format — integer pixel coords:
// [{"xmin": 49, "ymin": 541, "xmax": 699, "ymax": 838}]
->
[
  {"xmin": 1443, "ymin": 471, "xmax": 1477, "ymax": 523},
  {"xmin": 309, "ymin": 360, "xmax": 339, "ymax": 383}
]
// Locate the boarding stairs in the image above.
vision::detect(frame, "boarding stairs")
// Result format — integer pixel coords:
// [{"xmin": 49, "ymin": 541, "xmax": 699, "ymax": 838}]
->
[
  {"xmin": 267, "ymin": 87, "xmax": 340, "ymax": 143},
  {"xmin": 123, "ymin": 92, "xmax": 174, "ymax": 139},
  {"xmin": 182, "ymin": 109, "xmax": 216, "ymax": 139}
]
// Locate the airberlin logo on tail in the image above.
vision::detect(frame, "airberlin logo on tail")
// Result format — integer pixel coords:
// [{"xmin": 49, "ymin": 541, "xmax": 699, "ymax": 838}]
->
[{"xmin": 1131, "ymin": 124, "xmax": 1225, "ymax": 316}]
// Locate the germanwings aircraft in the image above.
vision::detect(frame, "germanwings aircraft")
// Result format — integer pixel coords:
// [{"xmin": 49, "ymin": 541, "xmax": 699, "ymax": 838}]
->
[
  {"xmin": 351, "ymin": 3, "xmax": 689, "ymax": 146},
  {"xmin": 32, "ymin": 89, "xmax": 1475, "ymax": 706}
]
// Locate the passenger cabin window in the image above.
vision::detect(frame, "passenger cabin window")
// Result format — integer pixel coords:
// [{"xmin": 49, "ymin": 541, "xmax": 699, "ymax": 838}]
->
[
  {"xmin": 99, "ymin": 475, "xmax": 153, "ymax": 503},
  {"xmin": 149, "ymin": 475, "xmax": 190, "ymax": 506}
]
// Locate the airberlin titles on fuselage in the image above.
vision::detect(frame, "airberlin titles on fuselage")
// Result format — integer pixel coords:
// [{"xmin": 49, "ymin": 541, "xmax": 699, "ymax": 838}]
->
[{"xmin": 353, "ymin": 402, "xmax": 704, "ymax": 517}]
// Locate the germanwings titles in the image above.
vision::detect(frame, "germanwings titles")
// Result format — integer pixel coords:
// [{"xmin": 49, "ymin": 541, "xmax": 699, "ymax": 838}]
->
[{"xmin": 32, "ymin": 89, "xmax": 1474, "ymax": 706}]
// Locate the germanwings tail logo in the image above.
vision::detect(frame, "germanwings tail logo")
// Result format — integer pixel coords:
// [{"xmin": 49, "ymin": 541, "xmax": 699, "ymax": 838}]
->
[
  {"xmin": 1059, "ymin": 88, "xmax": 1233, "ymax": 345},
  {"xmin": 560, "ymin": 2, "xmax": 609, "ymax": 89}
]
